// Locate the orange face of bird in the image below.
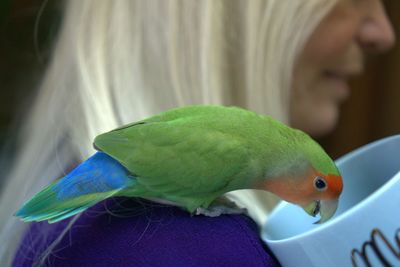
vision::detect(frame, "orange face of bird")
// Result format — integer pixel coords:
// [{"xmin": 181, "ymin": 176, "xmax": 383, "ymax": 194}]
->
[
  {"xmin": 295, "ymin": 169, "xmax": 343, "ymax": 223},
  {"xmin": 258, "ymin": 168, "xmax": 343, "ymax": 224}
]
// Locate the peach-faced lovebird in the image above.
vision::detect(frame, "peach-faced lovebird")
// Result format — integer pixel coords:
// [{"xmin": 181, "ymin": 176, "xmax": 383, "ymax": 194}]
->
[{"xmin": 16, "ymin": 106, "xmax": 343, "ymax": 224}]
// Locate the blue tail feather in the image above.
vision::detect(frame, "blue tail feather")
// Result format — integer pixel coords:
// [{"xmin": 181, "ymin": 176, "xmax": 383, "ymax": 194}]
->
[
  {"xmin": 16, "ymin": 152, "xmax": 137, "ymax": 222},
  {"xmin": 53, "ymin": 152, "xmax": 135, "ymax": 200}
]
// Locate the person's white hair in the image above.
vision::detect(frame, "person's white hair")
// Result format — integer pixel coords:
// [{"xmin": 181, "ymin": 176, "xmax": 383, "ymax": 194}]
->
[{"xmin": 0, "ymin": 0, "xmax": 337, "ymax": 265}]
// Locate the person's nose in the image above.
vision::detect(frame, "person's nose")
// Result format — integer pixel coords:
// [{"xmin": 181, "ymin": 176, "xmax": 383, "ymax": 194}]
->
[{"xmin": 357, "ymin": 1, "xmax": 396, "ymax": 53}]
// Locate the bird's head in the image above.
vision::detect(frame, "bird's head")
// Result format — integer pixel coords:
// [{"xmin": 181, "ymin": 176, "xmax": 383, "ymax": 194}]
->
[
  {"xmin": 291, "ymin": 130, "xmax": 343, "ymax": 223},
  {"xmin": 257, "ymin": 129, "xmax": 343, "ymax": 223},
  {"xmin": 297, "ymin": 170, "xmax": 343, "ymax": 223},
  {"xmin": 300, "ymin": 135, "xmax": 343, "ymax": 223},
  {"xmin": 259, "ymin": 168, "xmax": 343, "ymax": 224}
]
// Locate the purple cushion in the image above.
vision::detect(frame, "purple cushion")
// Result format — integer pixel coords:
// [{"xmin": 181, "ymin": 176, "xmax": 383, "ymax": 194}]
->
[{"xmin": 13, "ymin": 198, "xmax": 280, "ymax": 267}]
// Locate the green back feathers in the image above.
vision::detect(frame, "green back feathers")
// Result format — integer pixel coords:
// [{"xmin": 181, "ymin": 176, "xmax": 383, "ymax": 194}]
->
[
  {"xmin": 94, "ymin": 105, "xmax": 339, "ymax": 208},
  {"xmin": 97, "ymin": 105, "xmax": 339, "ymax": 179},
  {"xmin": 94, "ymin": 105, "xmax": 270, "ymax": 211}
]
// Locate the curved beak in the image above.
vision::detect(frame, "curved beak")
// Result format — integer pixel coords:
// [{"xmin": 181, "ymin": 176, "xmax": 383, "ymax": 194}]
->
[
  {"xmin": 315, "ymin": 199, "xmax": 338, "ymax": 224},
  {"xmin": 302, "ymin": 199, "xmax": 338, "ymax": 224}
]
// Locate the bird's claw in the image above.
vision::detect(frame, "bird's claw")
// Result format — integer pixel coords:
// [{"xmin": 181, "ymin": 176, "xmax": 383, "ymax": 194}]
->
[{"xmin": 195, "ymin": 206, "xmax": 247, "ymax": 217}]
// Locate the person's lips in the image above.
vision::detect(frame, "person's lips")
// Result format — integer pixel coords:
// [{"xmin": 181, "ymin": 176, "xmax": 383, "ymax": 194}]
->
[{"xmin": 322, "ymin": 69, "xmax": 357, "ymax": 100}]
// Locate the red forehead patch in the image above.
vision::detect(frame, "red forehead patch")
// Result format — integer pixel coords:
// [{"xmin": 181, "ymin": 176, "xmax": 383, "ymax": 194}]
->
[{"xmin": 326, "ymin": 174, "xmax": 343, "ymax": 196}]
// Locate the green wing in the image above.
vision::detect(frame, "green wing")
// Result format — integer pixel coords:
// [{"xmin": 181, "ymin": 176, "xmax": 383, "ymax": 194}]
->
[{"xmin": 94, "ymin": 106, "xmax": 263, "ymax": 211}]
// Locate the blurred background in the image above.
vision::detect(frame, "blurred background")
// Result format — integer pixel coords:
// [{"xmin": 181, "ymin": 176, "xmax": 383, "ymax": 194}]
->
[
  {"xmin": 320, "ymin": 1, "xmax": 400, "ymax": 158},
  {"xmin": 0, "ymin": 0, "xmax": 399, "ymax": 179}
]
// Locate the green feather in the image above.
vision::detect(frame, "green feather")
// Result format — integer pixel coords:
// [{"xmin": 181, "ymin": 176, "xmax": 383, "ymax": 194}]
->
[
  {"xmin": 16, "ymin": 180, "xmax": 121, "ymax": 223},
  {"xmin": 17, "ymin": 105, "xmax": 339, "ymax": 223},
  {"xmin": 94, "ymin": 105, "xmax": 338, "ymax": 211}
]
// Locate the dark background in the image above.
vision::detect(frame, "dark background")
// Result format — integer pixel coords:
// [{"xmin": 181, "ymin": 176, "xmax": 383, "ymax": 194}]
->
[
  {"xmin": 0, "ymin": 0, "xmax": 399, "ymax": 164},
  {"xmin": 0, "ymin": 0, "xmax": 61, "ymax": 156}
]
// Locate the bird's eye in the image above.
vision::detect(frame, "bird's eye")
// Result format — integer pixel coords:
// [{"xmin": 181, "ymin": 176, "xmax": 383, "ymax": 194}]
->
[{"xmin": 314, "ymin": 176, "xmax": 327, "ymax": 191}]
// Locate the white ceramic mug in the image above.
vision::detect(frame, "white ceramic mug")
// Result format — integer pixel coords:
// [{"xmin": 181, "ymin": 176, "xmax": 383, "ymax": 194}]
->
[{"xmin": 262, "ymin": 135, "xmax": 400, "ymax": 267}]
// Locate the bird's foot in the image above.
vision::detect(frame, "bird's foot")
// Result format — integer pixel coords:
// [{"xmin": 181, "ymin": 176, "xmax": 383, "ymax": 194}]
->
[{"xmin": 195, "ymin": 205, "xmax": 247, "ymax": 217}]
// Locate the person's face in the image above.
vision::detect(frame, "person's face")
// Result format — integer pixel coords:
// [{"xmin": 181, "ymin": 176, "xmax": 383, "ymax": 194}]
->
[{"xmin": 290, "ymin": 0, "xmax": 395, "ymax": 136}]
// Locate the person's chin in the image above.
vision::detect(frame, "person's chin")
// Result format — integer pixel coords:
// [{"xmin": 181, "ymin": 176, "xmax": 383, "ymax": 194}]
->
[
  {"xmin": 294, "ymin": 102, "xmax": 339, "ymax": 137},
  {"xmin": 290, "ymin": 99, "xmax": 341, "ymax": 137},
  {"xmin": 311, "ymin": 104, "xmax": 340, "ymax": 137}
]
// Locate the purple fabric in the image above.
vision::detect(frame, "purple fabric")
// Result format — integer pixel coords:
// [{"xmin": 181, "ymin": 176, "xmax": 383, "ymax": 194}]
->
[{"xmin": 13, "ymin": 198, "xmax": 280, "ymax": 267}]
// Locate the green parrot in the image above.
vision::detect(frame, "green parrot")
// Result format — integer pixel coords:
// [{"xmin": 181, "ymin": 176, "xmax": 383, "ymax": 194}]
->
[{"xmin": 16, "ymin": 105, "xmax": 343, "ymax": 224}]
